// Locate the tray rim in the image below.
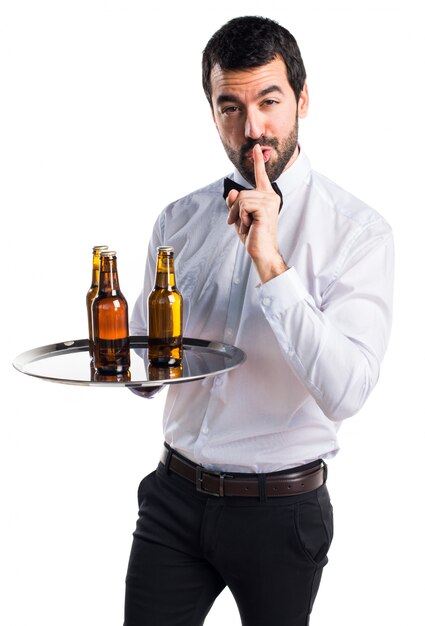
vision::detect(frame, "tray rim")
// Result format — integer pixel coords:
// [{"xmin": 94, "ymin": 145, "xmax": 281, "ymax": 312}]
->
[{"xmin": 12, "ymin": 335, "xmax": 246, "ymax": 388}]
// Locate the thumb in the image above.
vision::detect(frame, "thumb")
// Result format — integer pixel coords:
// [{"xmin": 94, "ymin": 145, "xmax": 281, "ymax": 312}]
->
[
  {"xmin": 226, "ymin": 189, "xmax": 240, "ymax": 225},
  {"xmin": 226, "ymin": 188, "xmax": 239, "ymax": 209}
]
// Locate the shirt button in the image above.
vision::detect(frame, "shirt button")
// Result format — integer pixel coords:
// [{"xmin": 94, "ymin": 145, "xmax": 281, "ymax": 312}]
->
[
  {"xmin": 233, "ymin": 277, "xmax": 241, "ymax": 284},
  {"xmin": 215, "ymin": 377, "xmax": 223, "ymax": 386},
  {"xmin": 202, "ymin": 425, "xmax": 209, "ymax": 434},
  {"xmin": 225, "ymin": 328, "xmax": 233, "ymax": 337},
  {"xmin": 262, "ymin": 297, "xmax": 271, "ymax": 306}
]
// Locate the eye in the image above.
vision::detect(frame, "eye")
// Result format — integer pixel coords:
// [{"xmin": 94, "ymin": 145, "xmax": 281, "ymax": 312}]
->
[
  {"xmin": 222, "ymin": 106, "xmax": 241, "ymax": 115},
  {"xmin": 263, "ymin": 99, "xmax": 279, "ymax": 107}
]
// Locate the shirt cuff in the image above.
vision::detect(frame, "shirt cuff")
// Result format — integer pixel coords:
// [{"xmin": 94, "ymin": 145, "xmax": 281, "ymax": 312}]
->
[{"xmin": 257, "ymin": 267, "xmax": 312, "ymax": 316}]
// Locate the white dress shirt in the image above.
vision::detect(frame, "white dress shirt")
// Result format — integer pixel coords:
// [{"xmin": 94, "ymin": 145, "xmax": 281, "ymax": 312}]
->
[{"xmin": 131, "ymin": 148, "xmax": 394, "ymax": 473}]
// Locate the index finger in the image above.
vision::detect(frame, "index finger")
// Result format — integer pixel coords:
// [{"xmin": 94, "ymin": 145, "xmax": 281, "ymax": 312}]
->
[{"xmin": 253, "ymin": 143, "xmax": 273, "ymax": 192}]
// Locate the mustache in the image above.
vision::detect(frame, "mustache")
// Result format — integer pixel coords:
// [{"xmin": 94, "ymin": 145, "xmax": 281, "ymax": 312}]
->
[{"xmin": 241, "ymin": 137, "xmax": 279, "ymax": 155}]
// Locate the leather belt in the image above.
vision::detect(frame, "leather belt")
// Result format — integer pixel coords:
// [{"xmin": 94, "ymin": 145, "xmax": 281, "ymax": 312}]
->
[{"xmin": 159, "ymin": 445, "xmax": 326, "ymax": 497}]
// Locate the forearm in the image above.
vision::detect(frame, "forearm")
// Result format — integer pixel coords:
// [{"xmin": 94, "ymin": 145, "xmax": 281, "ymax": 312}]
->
[{"xmin": 259, "ymin": 243, "xmax": 393, "ymax": 421}]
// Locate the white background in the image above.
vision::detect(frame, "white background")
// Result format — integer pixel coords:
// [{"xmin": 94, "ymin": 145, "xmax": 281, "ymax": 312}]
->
[{"xmin": 1, "ymin": 1, "xmax": 424, "ymax": 624}]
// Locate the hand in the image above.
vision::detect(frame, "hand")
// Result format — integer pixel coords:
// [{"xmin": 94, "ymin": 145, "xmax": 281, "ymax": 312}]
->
[
  {"xmin": 226, "ymin": 144, "xmax": 287, "ymax": 283},
  {"xmin": 129, "ymin": 384, "xmax": 165, "ymax": 398}
]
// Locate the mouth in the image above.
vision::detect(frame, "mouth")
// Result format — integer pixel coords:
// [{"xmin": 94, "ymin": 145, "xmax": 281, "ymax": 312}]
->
[{"xmin": 247, "ymin": 147, "xmax": 273, "ymax": 163}]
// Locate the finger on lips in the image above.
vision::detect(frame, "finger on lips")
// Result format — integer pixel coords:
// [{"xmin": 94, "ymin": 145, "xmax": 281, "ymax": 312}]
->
[
  {"xmin": 227, "ymin": 144, "xmax": 275, "ymax": 230},
  {"xmin": 253, "ymin": 143, "xmax": 273, "ymax": 191}
]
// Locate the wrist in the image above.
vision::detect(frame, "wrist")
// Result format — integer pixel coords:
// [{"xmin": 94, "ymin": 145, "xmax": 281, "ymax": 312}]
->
[{"xmin": 254, "ymin": 253, "xmax": 288, "ymax": 284}]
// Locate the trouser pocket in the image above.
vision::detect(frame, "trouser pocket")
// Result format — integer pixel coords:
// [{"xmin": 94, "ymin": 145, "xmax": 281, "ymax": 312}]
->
[{"xmin": 293, "ymin": 484, "xmax": 334, "ymax": 568}]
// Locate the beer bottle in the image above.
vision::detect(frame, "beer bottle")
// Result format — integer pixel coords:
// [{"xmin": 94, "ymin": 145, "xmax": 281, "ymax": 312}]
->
[
  {"xmin": 86, "ymin": 245, "xmax": 108, "ymax": 358},
  {"xmin": 93, "ymin": 250, "xmax": 130, "ymax": 374},
  {"xmin": 148, "ymin": 246, "xmax": 183, "ymax": 367}
]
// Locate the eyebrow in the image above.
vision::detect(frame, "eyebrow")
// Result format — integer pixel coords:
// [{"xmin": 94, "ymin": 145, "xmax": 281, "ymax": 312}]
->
[{"xmin": 216, "ymin": 84, "xmax": 284, "ymax": 106}]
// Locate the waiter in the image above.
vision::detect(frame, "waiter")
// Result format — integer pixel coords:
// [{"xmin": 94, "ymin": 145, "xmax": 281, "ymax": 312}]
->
[{"xmin": 125, "ymin": 15, "xmax": 394, "ymax": 626}]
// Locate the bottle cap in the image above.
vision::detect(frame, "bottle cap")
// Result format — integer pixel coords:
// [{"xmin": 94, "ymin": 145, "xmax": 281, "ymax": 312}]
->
[
  {"xmin": 93, "ymin": 245, "xmax": 108, "ymax": 251},
  {"xmin": 157, "ymin": 246, "xmax": 174, "ymax": 253},
  {"xmin": 100, "ymin": 250, "xmax": 117, "ymax": 257}
]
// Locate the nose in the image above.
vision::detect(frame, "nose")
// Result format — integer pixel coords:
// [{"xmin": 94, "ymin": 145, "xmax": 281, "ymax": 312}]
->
[{"xmin": 244, "ymin": 108, "xmax": 264, "ymax": 140}]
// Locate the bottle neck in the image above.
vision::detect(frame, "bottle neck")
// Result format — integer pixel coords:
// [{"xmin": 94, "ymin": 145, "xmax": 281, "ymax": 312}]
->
[
  {"xmin": 155, "ymin": 254, "xmax": 176, "ymax": 289},
  {"xmin": 90, "ymin": 250, "xmax": 102, "ymax": 288},
  {"xmin": 99, "ymin": 256, "xmax": 120, "ymax": 295}
]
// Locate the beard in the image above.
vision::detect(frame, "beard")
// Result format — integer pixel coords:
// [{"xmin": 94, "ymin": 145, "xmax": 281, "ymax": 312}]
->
[{"xmin": 220, "ymin": 118, "xmax": 299, "ymax": 187}]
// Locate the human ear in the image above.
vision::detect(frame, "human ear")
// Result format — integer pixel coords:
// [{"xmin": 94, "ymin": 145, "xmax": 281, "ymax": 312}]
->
[{"xmin": 298, "ymin": 82, "xmax": 309, "ymax": 118}]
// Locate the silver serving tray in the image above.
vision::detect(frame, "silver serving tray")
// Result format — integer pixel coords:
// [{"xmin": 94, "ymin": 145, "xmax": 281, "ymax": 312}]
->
[{"xmin": 12, "ymin": 336, "xmax": 246, "ymax": 387}]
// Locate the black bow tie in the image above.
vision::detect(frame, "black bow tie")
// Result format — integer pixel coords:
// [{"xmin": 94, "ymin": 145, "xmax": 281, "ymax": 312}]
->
[{"xmin": 223, "ymin": 177, "xmax": 283, "ymax": 212}]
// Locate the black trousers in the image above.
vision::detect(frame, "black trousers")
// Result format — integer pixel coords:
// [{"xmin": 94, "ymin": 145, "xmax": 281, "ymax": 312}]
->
[{"xmin": 124, "ymin": 457, "xmax": 333, "ymax": 626}]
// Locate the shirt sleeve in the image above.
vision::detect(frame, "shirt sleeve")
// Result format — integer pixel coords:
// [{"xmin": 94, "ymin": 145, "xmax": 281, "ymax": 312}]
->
[
  {"xmin": 258, "ymin": 221, "xmax": 394, "ymax": 421},
  {"xmin": 128, "ymin": 215, "xmax": 167, "ymax": 399}
]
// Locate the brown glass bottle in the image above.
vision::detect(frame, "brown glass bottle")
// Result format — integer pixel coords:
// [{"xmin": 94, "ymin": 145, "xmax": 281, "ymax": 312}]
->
[
  {"xmin": 93, "ymin": 250, "xmax": 130, "ymax": 374},
  {"xmin": 148, "ymin": 246, "xmax": 183, "ymax": 367},
  {"xmin": 86, "ymin": 245, "xmax": 108, "ymax": 358}
]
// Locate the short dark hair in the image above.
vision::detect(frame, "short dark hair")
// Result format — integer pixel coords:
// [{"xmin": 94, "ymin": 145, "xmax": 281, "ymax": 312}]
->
[{"xmin": 202, "ymin": 16, "xmax": 306, "ymax": 106}]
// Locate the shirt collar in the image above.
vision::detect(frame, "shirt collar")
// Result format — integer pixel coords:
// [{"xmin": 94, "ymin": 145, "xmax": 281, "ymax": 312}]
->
[{"xmin": 231, "ymin": 145, "xmax": 311, "ymax": 199}]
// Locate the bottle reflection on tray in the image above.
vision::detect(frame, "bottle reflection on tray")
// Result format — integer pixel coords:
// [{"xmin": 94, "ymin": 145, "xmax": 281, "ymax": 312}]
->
[
  {"xmin": 91, "ymin": 368, "xmax": 132, "ymax": 383},
  {"xmin": 148, "ymin": 363, "xmax": 183, "ymax": 381}
]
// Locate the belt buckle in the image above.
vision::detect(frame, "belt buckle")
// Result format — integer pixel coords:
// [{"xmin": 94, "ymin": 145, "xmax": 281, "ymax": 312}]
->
[{"xmin": 196, "ymin": 466, "xmax": 226, "ymax": 497}]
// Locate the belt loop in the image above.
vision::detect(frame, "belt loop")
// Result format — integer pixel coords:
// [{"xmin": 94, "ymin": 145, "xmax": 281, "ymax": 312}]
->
[
  {"xmin": 164, "ymin": 443, "xmax": 173, "ymax": 475},
  {"xmin": 258, "ymin": 474, "xmax": 267, "ymax": 502}
]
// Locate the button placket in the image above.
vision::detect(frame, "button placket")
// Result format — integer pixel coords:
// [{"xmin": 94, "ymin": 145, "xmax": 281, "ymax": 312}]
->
[
  {"xmin": 195, "ymin": 246, "xmax": 249, "ymax": 461},
  {"xmin": 223, "ymin": 245, "xmax": 251, "ymax": 343}
]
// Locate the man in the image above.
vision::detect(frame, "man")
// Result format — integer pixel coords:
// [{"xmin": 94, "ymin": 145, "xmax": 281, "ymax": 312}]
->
[{"xmin": 125, "ymin": 16, "xmax": 394, "ymax": 626}]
